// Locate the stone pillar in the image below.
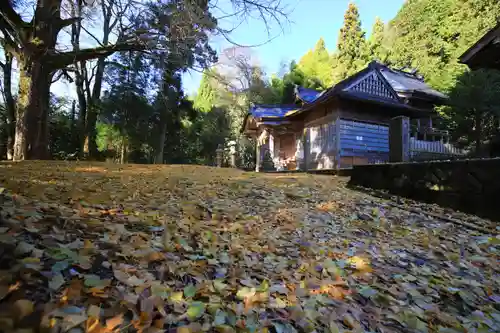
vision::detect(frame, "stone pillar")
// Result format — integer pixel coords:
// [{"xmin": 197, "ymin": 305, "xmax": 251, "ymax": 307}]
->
[
  {"xmin": 228, "ymin": 140, "xmax": 237, "ymax": 168},
  {"xmin": 216, "ymin": 144, "xmax": 224, "ymax": 167}
]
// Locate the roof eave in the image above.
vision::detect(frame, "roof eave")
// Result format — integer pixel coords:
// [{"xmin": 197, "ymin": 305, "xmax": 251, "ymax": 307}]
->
[
  {"xmin": 460, "ymin": 22, "xmax": 500, "ymax": 66},
  {"xmin": 397, "ymin": 90, "xmax": 449, "ymax": 105},
  {"xmin": 336, "ymin": 91, "xmax": 436, "ymax": 116}
]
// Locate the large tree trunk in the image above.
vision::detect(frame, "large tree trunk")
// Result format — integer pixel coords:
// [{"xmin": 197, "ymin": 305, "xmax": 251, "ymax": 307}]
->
[
  {"xmin": 13, "ymin": 61, "xmax": 52, "ymax": 161},
  {"xmin": 1, "ymin": 53, "xmax": 16, "ymax": 160},
  {"xmin": 84, "ymin": 100, "xmax": 99, "ymax": 157},
  {"xmin": 13, "ymin": 65, "xmax": 32, "ymax": 161},
  {"xmin": 32, "ymin": 69, "xmax": 52, "ymax": 160}
]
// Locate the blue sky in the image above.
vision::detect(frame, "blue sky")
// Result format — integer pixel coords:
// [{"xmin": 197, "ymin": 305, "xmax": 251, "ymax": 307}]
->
[{"xmin": 182, "ymin": 0, "xmax": 406, "ymax": 95}]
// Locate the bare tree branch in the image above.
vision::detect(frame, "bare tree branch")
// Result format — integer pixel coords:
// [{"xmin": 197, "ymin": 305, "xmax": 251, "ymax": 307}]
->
[
  {"xmin": 0, "ymin": 1, "xmax": 26, "ymax": 35},
  {"xmin": 51, "ymin": 68, "xmax": 74, "ymax": 83},
  {"xmin": 60, "ymin": 17, "xmax": 82, "ymax": 29},
  {"xmin": 48, "ymin": 41, "xmax": 147, "ymax": 68}
]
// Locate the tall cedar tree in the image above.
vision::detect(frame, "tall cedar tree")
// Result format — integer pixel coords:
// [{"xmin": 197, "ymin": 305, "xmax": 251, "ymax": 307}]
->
[
  {"xmin": 333, "ymin": 2, "xmax": 368, "ymax": 82},
  {"xmin": 368, "ymin": 18, "xmax": 390, "ymax": 63},
  {"xmin": 194, "ymin": 70, "xmax": 218, "ymax": 113}
]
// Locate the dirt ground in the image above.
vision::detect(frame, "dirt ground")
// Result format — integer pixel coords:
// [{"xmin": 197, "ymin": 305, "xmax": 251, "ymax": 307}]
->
[{"xmin": 0, "ymin": 161, "xmax": 498, "ymax": 333}]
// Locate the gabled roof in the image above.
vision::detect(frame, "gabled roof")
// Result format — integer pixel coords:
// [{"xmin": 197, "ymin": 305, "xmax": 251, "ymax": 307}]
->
[
  {"xmin": 241, "ymin": 104, "xmax": 298, "ymax": 133},
  {"xmin": 294, "ymin": 86, "xmax": 324, "ymax": 103},
  {"xmin": 378, "ymin": 66, "xmax": 448, "ymax": 100},
  {"xmin": 248, "ymin": 104, "xmax": 299, "ymax": 118},
  {"xmin": 460, "ymin": 22, "xmax": 500, "ymax": 70},
  {"xmin": 295, "ymin": 61, "xmax": 447, "ymax": 116}
]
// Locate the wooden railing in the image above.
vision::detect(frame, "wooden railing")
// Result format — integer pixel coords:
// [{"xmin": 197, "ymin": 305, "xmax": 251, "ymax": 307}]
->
[{"xmin": 410, "ymin": 138, "xmax": 466, "ymax": 160}]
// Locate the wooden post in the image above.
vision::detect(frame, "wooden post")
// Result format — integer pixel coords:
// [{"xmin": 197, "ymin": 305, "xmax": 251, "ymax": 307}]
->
[
  {"xmin": 389, "ymin": 116, "xmax": 410, "ymax": 163},
  {"xmin": 335, "ymin": 118, "xmax": 341, "ymax": 170},
  {"xmin": 302, "ymin": 127, "xmax": 308, "ymax": 171}
]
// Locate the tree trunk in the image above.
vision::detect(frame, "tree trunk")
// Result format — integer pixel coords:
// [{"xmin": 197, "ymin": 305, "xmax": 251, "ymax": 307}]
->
[
  {"xmin": 155, "ymin": 123, "xmax": 167, "ymax": 164},
  {"xmin": 2, "ymin": 53, "xmax": 16, "ymax": 160},
  {"xmin": 120, "ymin": 136, "xmax": 127, "ymax": 164},
  {"xmin": 70, "ymin": 100, "xmax": 76, "ymax": 147},
  {"xmin": 13, "ymin": 60, "xmax": 53, "ymax": 161},
  {"xmin": 76, "ymin": 70, "xmax": 87, "ymax": 156},
  {"xmin": 84, "ymin": 102, "xmax": 99, "ymax": 157},
  {"xmin": 13, "ymin": 66, "xmax": 31, "ymax": 161},
  {"xmin": 32, "ymin": 71, "xmax": 52, "ymax": 160}
]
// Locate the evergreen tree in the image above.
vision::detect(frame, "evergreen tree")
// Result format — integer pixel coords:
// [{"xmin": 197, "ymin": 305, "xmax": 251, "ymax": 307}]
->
[
  {"xmin": 298, "ymin": 38, "xmax": 333, "ymax": 86},
  {"xmin": 276, "ymin": 61, "xmax": 324, "ymax": 104},
  {"xmin": 387, "ymin": 0, "xmax": 500, "ymax": 91},
  {"xmin": 194, "ymin": 69, "xmax": 218, "ymax": 113},
  {"xmin": 440, "ymin": 70, "xmax": 500, "ymax": 154},
  {"xmin": 333, "ymin": 2, "xmax": 368, "ymax": 82},
  {"xmin": 368, "ymin": 17, "xmax": 390, "ymax": 63},
  {"xmin": 101, "ymin": 51, "xmax": 154, "ymax": 163}
]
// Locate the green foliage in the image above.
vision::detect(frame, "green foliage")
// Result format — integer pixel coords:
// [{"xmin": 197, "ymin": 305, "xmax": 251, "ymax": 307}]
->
[
  {"xmin": 387, "ymin": 0, "xmax": 500, "ymax": 91},
  {"xmin": 96, "ymin": 122, "xmax": 121, "ymax": 154},
  {"xmin": 440, "ymin": 70, "xmax": 500, "ymax": 151},
  {"xmin": 367, "ymin": 18, "xmax": 390, "ymax": 63},
  {"xmin": 188, "ymin": 107, "xmax": 231, "ymax": 165},
  {"xmin": 49, "ymin": 96, "xmax": 78, "ymax": 158},
  {"xmin": 101, "ymin": 51, "xmax": 155, "ymax": 163},
  {"xmin": 333, "ymin": 3, "xmax": 369, "ymax": 82},
  {"xmin": 237, "ymin": 136, "xmax": 256, "ymax": 170},
  {"xmin": 298, "ymin": 38, "xmax": 334, "ymax": 86},
  {"xmin": 193, "ymin": 69, "xmax": 218, "ymax": 113},
  {"xmin": 271, "ymin": 61, "xmax": 324, "ymax": 104}
]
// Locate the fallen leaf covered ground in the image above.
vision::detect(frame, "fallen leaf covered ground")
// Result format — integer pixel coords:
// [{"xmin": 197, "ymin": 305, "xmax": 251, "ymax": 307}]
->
[{"xmin": 0, "ymin": 161, "xmax": 498, "ymax": 333}]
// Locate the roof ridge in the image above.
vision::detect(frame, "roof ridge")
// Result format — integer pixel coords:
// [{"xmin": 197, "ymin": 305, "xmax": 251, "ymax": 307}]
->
[
  {"xmin": 251, "ymin": 104, "xmax": 298, "ymax": 108},
  {"xmin": 369, "ymin": 60, "xmax": 425, "ymax": 82},
  {"xmin": 297, "ymin": 86, "xmax": 324, "ymax": 92},
  {"xmin": 384, "ymin": 66, "xmax": 425, "ymax": 82}
]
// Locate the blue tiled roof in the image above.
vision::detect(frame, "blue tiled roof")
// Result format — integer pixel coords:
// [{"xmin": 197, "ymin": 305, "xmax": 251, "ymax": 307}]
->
[
  {"xmin": 260, "ymin": 120, "xmax": 291, "ymax": 126},
  {"xmin": 249, "ymin": 105, "xmax": 299, "ymax": 118},
  {"xmin": 295, "ymin": 86, "xmax": 324, "ymax": 103}
]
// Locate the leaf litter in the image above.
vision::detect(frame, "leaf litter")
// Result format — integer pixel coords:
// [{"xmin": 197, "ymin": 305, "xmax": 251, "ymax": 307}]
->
[{"xmin": 0, "ymin": 161, "xmax": 498, "ymax": 333}]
